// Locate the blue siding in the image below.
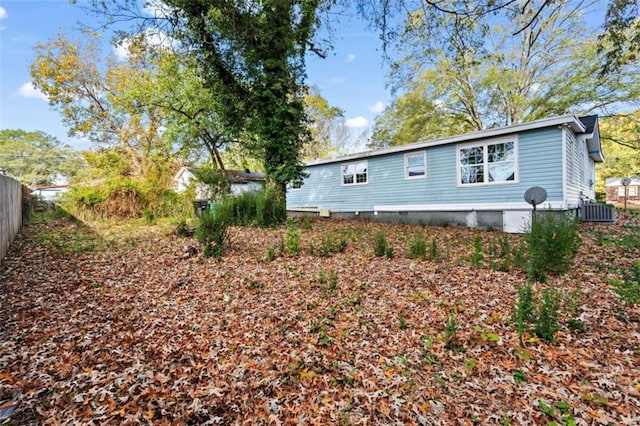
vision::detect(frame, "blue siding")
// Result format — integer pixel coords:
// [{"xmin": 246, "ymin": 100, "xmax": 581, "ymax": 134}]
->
[{"xmin": 287, "ymin": 127, "xmax": 565, "ymax": 211}]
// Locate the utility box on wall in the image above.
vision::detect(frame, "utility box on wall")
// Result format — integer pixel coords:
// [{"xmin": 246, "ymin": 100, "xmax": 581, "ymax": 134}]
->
[{"xmin": 503, "ymin": 210, "xmax": 531, "ymax": 233}]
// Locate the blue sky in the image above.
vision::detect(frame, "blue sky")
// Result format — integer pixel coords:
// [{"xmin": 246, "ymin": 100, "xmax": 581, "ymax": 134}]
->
[{"xmin": 0, "ymin": 1, "xmax": 392, "ymax": 152}]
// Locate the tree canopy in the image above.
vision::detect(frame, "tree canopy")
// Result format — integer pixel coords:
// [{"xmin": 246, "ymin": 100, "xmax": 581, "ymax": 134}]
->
[
  {"xmin": 369, "ymin": 0, "xmax": 640, "ymax": 147},
  {"xmin": 31, "ymin": 31, "xmax": 173, "ymax": 181},
  {"xmin": 0, "ymin": 129, "xmax": 81, "ymax": 186},
  {"xmin": 597, "ymin": 112, "xmax": 640, "ymax": 193},
  {"xmin": 86, "ymin": 0, "xmax": 336, "ymax": 192}
]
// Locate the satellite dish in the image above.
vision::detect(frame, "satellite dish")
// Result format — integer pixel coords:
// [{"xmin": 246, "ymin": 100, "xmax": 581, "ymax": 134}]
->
[
  {"xmin": 622, "ymin": 177, "xmax": 632, "ymax": 187},
  {"xmin": 524, "ymin": 186, "xmax": 547, "ymax": 210}
]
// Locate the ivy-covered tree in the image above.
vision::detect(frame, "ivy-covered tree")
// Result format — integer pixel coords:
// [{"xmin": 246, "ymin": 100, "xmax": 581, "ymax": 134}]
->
[
  {"xmin": 0, "ymin": 129, "xmax": 81, "ymax": 185},
  {"xmin": 89, "ymin": 0, "xmax": 333, "ymax": 194}
]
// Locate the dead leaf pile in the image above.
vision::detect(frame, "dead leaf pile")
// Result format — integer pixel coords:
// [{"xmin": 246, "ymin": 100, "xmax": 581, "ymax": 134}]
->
[{"xmin": 1, "ymin": 215, "xmax": 639, "ymax": 424}]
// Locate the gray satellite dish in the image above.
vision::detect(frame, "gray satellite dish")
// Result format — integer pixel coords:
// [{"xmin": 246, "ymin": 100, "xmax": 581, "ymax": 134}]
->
[
  {"xmin": 622, "ymin": 177, "xmax": 632, "ymax": 187},
  {"xmin": 524, "ymin": 186, "xmax": 547, "ymax": 210}
]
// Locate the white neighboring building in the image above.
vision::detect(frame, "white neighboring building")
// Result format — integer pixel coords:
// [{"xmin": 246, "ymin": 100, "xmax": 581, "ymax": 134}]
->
[
  {"xmin": 174, "ymin": 167, "xmax": 266, "ymax": 200},
  {"xmin": 31, "ymin": 184, "xmax": 70, "ymax": 202}
]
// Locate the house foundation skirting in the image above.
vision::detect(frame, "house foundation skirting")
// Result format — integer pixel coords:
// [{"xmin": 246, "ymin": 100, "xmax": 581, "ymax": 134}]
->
[{"xmin": 287, "ymin": 206, "xmax": 578, "ymax": 233}]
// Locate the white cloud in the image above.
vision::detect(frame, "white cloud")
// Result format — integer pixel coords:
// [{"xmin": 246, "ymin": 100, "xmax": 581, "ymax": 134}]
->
[
  {"xmin": 17, "ymin": 82, "xmax": 48, "ymax": 101},
  {"xmin": 113, "ymin": 39, "xmax": 131, "ymax": 61},
  {"xmin": 0, "ymin": 6, "xmax": 7, "ymax": 29},
  {"xmin": 368, "ymin": 101, "xmax": 386, "ymax": 114},
  {"xmin": 345, "ymin": 116, "xmax": 368, "ymax": 129},
  {"xmin": 346, "ymin": 54, "xmax": 355, "ymax": 63},
  {"xmin": 142, "ymin": 0, "xmax": 174, "ymax": 18},
  {"xmin": 112, "ymin": 29, "xmax": 176, "ymax": 61}
]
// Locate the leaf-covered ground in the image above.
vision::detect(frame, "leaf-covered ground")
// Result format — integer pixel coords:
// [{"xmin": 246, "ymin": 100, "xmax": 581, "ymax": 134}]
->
[{"xmin": 1, "ymin": 213, "xmax": 639, "ymax": 425}]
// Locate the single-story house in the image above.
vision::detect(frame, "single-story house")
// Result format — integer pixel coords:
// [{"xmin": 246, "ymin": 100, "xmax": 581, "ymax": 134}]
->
[
  {"xmin": 30, "ymin": 184, "xmax": 70, "ymax": 202},
  {"xmin": 174, "ymin": 166, "xmax": 266, "ymax": 200},
  {"xmin": 287, "ymin": 114, "xmax": 604, "ymax": 232},
  {"xmin": 605, "ymin": 176, "xmax": 640, "ymax": 206}
]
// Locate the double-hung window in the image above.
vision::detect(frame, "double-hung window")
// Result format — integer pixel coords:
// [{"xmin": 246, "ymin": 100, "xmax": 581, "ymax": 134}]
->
[
  {"xmin": 458, "ymin": 138, "xmax": 517, "ymax": 185},
  {"xmin": 342, "ymin": 161, "xmax": 367, "ymax": 185},
  {"xmin": 405, "ymin": 151, "xmax": 426, "ymax": 179}
]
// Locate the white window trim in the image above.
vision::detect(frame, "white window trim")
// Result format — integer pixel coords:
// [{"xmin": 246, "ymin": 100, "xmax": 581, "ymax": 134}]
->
[
  {"xmin": 456, "ymin": 136, "xmax": 519, "ymax": 187},
  {"xmin": 404, "ymin": 151, "xmax": 427, "ymax": 180},
  {"xmin": 341, "ymin": 160, "xmax": 368, "ymax": 186},
  {"xmin": 630, "ymin": 186, "xmax": 638, "ymax": 196}
]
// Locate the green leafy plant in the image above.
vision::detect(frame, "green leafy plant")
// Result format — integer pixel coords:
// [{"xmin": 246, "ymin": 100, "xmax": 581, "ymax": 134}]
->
[
  {"xmin": 513, "ymin": 370, "xmax": 527, "ymax": 383},
  {"xmin": 538, "ymin": 400, "xmax": 576, "ymax": 425},
  {"xmin": 421, "ymin": 333, "xmax": 440, "ymax": 365}
]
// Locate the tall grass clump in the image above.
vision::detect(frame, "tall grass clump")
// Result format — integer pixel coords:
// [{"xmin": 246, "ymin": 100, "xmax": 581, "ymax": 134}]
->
[
  {"xmin": 214, "ymin": 187, "xmax": 286, "ymax": 227},
  {"xmin": 526, "ymin": 214, "xmax": 580, "ymax": 281}
]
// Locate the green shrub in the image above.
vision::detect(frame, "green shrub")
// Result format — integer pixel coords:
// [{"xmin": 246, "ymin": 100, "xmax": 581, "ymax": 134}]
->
[
  {"xmin": 385, "ymin": 245, "xmax": 394, "ymax": 259},
  {"xmin": 469, "ymin": 234, "xmax": 484, "ymax": 268},
  {"xmin": 429, "ymin": 237, "xmax": 438, "ymax": 261},
  {"xmin": 535, "ymin": 288, "xmax": 561, "ymax": 342},
  {"xmin": 196, "ymin": 210, "xmax": 229, "ymax": 258},
  {"xmin": 514, "ymin": 282, "xmax": 563, "ymax": 344},
  {"xmin": 318, "ymin": 232, "xmax": 346, "ymax": 257},
  {"xmin": 373, "ymin": 231, "xmax": 388, "ymax": 257},
  {"xmin": 408, "ymin": 235, "xmax": 427, "ymax": 259},
  {"xmin": 444, "ymin": 315, "xmax": 460, "ymax": 350},
  {"xmin": 143, "ymin": 208, "xmax": 155, "ymax": 224},
  {"xmin": 285, "ymin": 220, "xmax": 300, "ymax": 255},
  {"xmin": 526, "ymin": 214, "xmax": 580, "ymax": 281}
]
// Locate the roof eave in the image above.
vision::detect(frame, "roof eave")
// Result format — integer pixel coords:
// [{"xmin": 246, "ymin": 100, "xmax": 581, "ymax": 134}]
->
[{"xmin": 305, "ymin": 114, "xmax": 586, "ymax": 166}]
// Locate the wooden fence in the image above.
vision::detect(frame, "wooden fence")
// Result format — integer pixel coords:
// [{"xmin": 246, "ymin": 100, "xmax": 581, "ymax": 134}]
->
[{"xmin": 0, "ymin": 175, "xmax": 30, "ymax": 261}]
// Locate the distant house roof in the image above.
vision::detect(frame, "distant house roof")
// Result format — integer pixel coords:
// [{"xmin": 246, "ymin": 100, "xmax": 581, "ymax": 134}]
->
[
  {"xmin": 605, "ymin": 176, "xmax": 640, "ymax": 186},
  {"xmin": 305, "ymin": 114, "xmax": 602, "ymax": 166},
  {"xmin": 30, "ymin": 184, "xmax": 70, "ymax": 191},
  {"xmin": 224, "ymin": 169, "xmax": 266, "ymax": 183},
  {"xmin": 174, "ymin": 167, "xmax": 266, "ymax": 184}
]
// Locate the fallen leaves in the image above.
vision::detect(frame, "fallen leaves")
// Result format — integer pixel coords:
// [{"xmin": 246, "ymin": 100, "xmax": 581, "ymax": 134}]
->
[{"xmin": 0, "ymin": 215, "xmax": 639, "ymax": 424}]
